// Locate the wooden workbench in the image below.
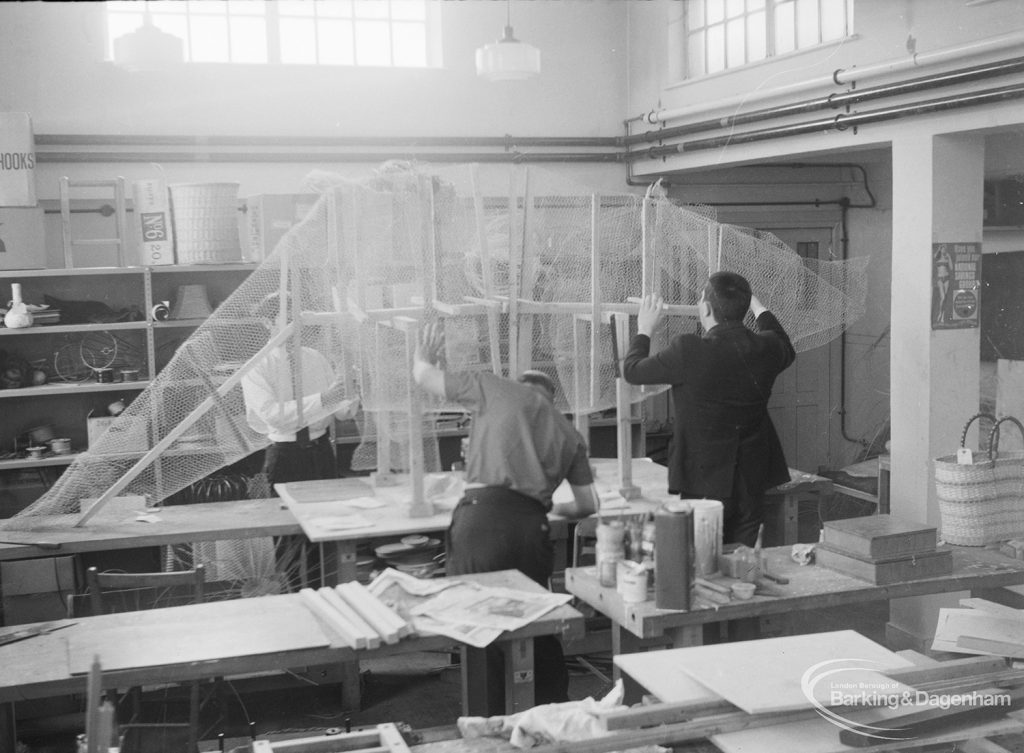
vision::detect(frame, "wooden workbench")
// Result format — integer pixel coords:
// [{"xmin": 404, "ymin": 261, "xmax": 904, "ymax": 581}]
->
[
  {"xmin": 0, "ymin": 569, "xmax": 584, "ymax": 751},
  {"xmin": 566, "ymin": 545, "xmax": 1024, "ymax": 654},
  {"xmin": 0, "ymin": 496, "xmax": 300, "ymax": 561}
]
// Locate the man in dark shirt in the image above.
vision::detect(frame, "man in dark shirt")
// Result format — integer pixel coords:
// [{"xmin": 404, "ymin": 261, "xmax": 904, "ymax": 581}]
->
[
  {"xmin": 413, "ymin": 322, "xmax": 596, "ymax": 710},
  {"xmin": 623, "ymin": 271, "xmax": 795, "ymax": 546}
]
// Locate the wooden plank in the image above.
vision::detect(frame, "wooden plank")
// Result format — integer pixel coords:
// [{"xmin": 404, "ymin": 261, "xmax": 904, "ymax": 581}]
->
[
  {"xmin": 599, "ymin": 698, "xmax": 736, "ymax": 731},
  {"xmin": 883, "ymin": 655, "xmax": 1008, "ymax": 685},
  {"xmin": 960, "ymin": 597, "xmax": 1023, "ymax": 617},
  {"xmin": 664, "ymin": 631, "xmax": 915, "ymax": 714},
  {"xmin": 933, "ymin": 608, "xmax": 1024, "ymax": 656},
  {"xmin": 715, "ymin": 713, "xmax": 1024, "ymax": 753},
  {"xmin": 68, "ymin": 595, "xmax": 331, "ymax": 675},
  {"xmin": 507, "ymin": 707, "xmax": 823, "ymax": 753},
  {"xmin": 958, "ymin": 635, "xmax": 1024, "ymax": 659}
]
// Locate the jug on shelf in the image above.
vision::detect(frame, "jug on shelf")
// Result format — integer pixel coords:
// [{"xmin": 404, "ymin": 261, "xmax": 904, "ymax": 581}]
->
[{"xmin": 4, "ymin": 283, "xmax": 33, "ymax": 328}]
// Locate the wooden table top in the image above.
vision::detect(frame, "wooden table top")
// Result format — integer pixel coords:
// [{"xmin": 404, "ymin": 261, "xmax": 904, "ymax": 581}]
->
[
  {"xmin": 566, "ymin": 545, "xmax": 1024, "ymax": 640},
  {"xmin": 0, "ymin": 496, "xmax": 301, "ymax": 561},
  {"xmin": 0, "ymin": 458, "xmax": 826, "ymax": 560},
  {"xmin": 0, "ymin": 569, "xmax": 584, "ymax": 704}
]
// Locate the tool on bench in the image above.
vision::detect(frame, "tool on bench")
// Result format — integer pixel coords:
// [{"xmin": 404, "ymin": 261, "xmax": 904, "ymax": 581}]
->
[{"xmin": 0, "ymin": 621, "xmax": 75, "ymax": 647}]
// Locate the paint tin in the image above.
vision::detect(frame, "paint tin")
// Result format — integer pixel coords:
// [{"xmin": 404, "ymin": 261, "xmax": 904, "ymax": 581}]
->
[
  {"xmin": 654, "ymin": 501, "xmax": 694, "ymax": 610},
  {"xmin": 96, "ymin": 368, "xmax": 114, "ymax": 384},
  {"xmin": 595, "ymin": 520, "xmax": 625, "ymax": 588}
]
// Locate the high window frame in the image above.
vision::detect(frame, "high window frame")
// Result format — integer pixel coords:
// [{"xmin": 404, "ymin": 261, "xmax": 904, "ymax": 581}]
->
[
  {"xmin": 681, "ymin": 0, "xmax": 853, "ymax": 79},
  {"xmin": 106, "ymin": 0, "xmax": 436, "ymax": 68}
]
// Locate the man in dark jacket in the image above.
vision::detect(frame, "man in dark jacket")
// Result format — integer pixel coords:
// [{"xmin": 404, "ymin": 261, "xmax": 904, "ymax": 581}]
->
[{"xmin": 623, "ymin": 271, "xmax": 795, "ymax": 546}]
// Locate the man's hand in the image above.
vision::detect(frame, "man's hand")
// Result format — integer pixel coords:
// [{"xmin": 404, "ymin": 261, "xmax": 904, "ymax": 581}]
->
[
  {"xmin": 749, "ymin": 294, "xmax": 768, "ymax": 319},
  {"xmin": 413, "ymin": 321, "xmax": 447, "ymax": 398},
  {"xmin": 323, "ymin": 379, "xmax": 356, "ymax": 410},
  {"xmin": 636, "ymin": 294, "xmax": 664, "ymax": 337},
  {"xmin": 415, "ymin": 322, "xmax": 445, "ymax": 367}
]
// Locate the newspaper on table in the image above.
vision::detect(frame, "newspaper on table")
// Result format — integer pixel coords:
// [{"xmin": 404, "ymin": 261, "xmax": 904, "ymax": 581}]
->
[{"xmin": 366, "ymin": 568, "xmax": 572, "ymax": 648}]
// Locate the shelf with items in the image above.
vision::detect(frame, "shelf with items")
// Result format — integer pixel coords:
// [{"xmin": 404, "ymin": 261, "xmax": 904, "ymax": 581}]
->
[
  {"xmin": 0, "ymin": 453, "xmax": 81, "ymax": 471},
  {"xmin": 0, "ymin": 264, "xmax": 258, "ymax": 517},
  {"xmin": 0, "ymin": 381, "xmax": 150, "ymax": 400}
]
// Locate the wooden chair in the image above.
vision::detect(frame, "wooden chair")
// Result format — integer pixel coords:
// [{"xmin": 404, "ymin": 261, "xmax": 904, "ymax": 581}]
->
[{"xmin": 84, "ymin": 565, "xmax": 208, "ymax": 753}]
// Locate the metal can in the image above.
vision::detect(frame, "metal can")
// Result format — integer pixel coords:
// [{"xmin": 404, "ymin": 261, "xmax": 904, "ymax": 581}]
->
[{"xmin": 654, "ymin": 501, "xmax": 694, "ymax": 610}]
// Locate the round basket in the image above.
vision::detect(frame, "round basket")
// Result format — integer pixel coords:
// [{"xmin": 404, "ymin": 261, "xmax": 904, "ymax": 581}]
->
[{"xmin": 169, "ymin": 182, "xmax": 242, "ymax": 264}]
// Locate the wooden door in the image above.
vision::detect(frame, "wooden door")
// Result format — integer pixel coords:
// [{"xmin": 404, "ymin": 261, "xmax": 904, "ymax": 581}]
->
[{"xmin": 761, "ymin": 227, "xmax": 840, "ymax": 474}]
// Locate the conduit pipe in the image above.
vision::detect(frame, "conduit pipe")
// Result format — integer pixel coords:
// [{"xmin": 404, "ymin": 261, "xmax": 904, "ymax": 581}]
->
[
  {"xmin": 623, "ymin": 56, "xmax": 1024, "ymax": 147},
  {"xmin": 632, "ymin": 29, "xmax": 1024, "ymax": 126},
  {"xmin": 36, "ymin": 133, "xmax": 620, "ymax": 149},
  {"xmin": 628, "ymin": 81, "xmax": 1024, "ymax": 160},
  {"xmin": 37, "ymin": 150, "xmax": 624, "ymax": 164},
  {"xmin": 35, "ymin": 133, "xmax": 624, "ymax": 165}
]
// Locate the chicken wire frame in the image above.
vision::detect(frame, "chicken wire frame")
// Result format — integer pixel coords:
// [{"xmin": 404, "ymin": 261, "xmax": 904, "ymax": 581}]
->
[{"xmin": 69, "ymin": 168, "xmax": 757, "ymax": 529}]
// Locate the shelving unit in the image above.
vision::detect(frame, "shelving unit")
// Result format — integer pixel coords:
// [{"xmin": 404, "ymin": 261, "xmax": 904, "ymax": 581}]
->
[{"xmin": 0, "ymin": 263, "xmax": 256, "ymax": 516}]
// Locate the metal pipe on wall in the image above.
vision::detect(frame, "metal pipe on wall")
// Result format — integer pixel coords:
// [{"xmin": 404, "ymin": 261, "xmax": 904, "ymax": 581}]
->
[
  {"xmin": 628, "ymin": 81, "xmax": 1024, "ymax": 160},
  {"xmin": 632, "ymin": 29, "xmax": 1024, "ymax": 126},
  {"xmin": 34, "ymin": 133, "xmax": 624, "ymax": 165},
  {"xmin": 623, "ymin": 56, "xmax": 1024, "ymax": 147}
]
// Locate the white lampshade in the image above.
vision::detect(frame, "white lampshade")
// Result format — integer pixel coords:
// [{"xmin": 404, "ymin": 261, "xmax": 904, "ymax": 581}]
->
[
  {"xmin": 113, "ymin": 18, "xmax": 184, "ymax": 72},
  {"xmin": 476, "ymin": 25, "xmax": 541, "ymax": 81}
]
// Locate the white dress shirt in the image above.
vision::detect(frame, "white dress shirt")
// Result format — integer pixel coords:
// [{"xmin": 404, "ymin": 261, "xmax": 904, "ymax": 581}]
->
[{"xmin": 241, "ymin": 346, "xmax": 356, "ymax": 443}]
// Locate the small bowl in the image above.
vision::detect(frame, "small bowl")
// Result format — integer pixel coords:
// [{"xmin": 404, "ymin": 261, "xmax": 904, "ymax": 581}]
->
[
  {"xmin": 731, "ymin": 582, "xmax": 756, "ymax": 600},
  {"xmin": 25, "ymin": 446, "xmax": 47, "ymax": 460}
]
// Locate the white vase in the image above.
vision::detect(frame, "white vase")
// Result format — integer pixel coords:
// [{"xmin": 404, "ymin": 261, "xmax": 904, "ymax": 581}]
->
[{"xmin": 4, "ymin": 283, "xmax": 33, "ymax": 329}]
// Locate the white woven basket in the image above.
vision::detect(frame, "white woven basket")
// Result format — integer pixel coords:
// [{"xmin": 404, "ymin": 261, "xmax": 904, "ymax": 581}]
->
[
  {"xmin": 169, "ymin": 182, "xmax": 242, "ymax": 264},
  {"xmin": 935, "ymin": 413, "xmax": 1024, "ymax": 545}
]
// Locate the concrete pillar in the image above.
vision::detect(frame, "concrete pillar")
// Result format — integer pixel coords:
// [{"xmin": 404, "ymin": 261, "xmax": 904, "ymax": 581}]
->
[{"xmin": 887, "ymin": 133, "xmax": 984, "ymax": 649}]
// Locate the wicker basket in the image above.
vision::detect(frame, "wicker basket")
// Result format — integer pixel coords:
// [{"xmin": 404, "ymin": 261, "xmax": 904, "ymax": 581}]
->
[
  {"xmin": 934, "ymin": 413, "xmax": 1024, "ymax": 545},
  {"xmin": 169, "ymin": 182, "xmax": 242, "ymax": 264}
]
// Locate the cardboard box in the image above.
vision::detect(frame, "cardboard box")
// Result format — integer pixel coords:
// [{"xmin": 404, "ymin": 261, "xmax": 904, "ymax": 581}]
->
[
  {"xmin": 0, "ymin": 206, "xmax": 45, "ymax": 270},
  {"xmin": 0, "ymin": 112, "xmax": 37, "ymax": 206},
  {"xmin": 246, "ymin": 193, "xmax": 318, "ymax": 262},
  {"xmin": 132, "ymin": 178, "xmax": 176, "ymax": 265}
]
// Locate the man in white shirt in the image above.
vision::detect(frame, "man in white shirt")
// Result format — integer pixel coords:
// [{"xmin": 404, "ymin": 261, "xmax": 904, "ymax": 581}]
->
[{"xmin": 241, "ymin": 339, "xmax": 359, "ymax": 491}]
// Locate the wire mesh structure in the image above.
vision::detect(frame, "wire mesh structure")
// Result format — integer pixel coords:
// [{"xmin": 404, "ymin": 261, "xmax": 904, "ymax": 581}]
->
[{"xmin": 1, "ymin": 162, "xmax": 868, "ymax": 533}]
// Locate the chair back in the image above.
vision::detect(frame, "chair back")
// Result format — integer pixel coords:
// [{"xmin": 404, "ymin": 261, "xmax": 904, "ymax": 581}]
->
[
  {"xmin": 86, "ymin": 565, "xmax": 206, "ymax": 616},
  {"xmin": 572, "ymin": 517, "xmax": 600, "ymax": 568}
]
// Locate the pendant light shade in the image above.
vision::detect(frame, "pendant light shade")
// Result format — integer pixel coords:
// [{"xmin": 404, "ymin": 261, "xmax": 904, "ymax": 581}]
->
[
  {"xmin": 113, "ymin": 14, "xmax": 184, "ymax": 71},
  {"xmin": 475, "ymin": 1, "xmax": 540, "ymax": 81}
]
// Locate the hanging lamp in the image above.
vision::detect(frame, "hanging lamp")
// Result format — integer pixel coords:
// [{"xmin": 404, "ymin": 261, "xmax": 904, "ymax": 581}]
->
[
  {"xmin": 113, "ymin": 7, "xmax": 185, "ymax": 71},
  {"xmin": 475, "ymin": 0, "xmax": 540, "ymax": 81}
]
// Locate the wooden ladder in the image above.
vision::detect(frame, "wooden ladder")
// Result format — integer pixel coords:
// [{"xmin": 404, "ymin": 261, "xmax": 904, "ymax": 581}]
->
[{"xmin": 58, "ymin": 176, "xmax": 129, "ymax": 268}]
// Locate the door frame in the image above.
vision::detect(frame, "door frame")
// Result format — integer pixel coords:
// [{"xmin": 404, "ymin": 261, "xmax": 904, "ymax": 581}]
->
[{"xmin": 714, "ymin": 207, "xmax": 845, "ymax": 472}]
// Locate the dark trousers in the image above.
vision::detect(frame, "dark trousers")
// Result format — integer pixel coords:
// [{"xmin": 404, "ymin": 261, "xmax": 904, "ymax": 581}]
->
[
  {"xmin": 266, "ymin": 434, "xmax": 337, "ymax": 588},
  {"xmin": 264, "ymin": 433, "xmax": 338, "ymax": 489},
  {"xmin": 446, "ymin": 487, "xmax": 569, "ymax": 711},
  {"xmin": 682, "ymin": 472, "xmax": 764, "ymax": 547}
]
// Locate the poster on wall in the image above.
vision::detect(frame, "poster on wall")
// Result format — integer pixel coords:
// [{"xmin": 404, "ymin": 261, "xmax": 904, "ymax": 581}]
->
[
  {"xmin": 932, "ymin": 242, "xmax": 980, "ymax": 330},
  {"xmin": 0, "ymin": 112, "xmax": 36, "ymax": 207}
]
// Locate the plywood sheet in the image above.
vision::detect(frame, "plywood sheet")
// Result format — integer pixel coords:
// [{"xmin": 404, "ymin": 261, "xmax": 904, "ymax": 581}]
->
[
  {"xmin": 932, "ymin": 607, "xmax": 1024, "ymax": 656},
  {"xmin": 68, "ymin": 594, "xmax": 331, "ymax": 674},
  {"xmin": 670, "ymin": 630, "xmax": 914, "ymax": 715},
  {"xmin": 614, "ymin": 651, "xmax": 720, "ymax": 706},
  {"xmin": 713, "ymin": 714, "xmax": 1022, "ymax": 753}
]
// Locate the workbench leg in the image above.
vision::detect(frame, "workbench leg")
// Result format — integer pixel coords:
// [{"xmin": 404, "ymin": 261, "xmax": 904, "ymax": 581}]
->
[
  {"xmin": 339, "ymin": 660, "xmax": 362, "ymax": 712},
  {"xmin": 610, "ymin": 624, "xmax": 678, "ymax": 679},
  {"xmin": 1, "ymin": 702, "xmax": 15, "ymax": 753},
  {"xmin": 322, "ymin": 541, "xmax": 358, "ymax": 586},
  {"xmin": 665, "ymin": 625, "xmax": 703, "ymax": 648},
  {"xmin": 503, "ymin": 637, "xmax": 535, "ymax": 714},
  {"xmin": 878, "ymin": 465, "xmax": 891, "ymax": 516},
  {"xmin": 460, "ymin": 645, "xmax": 493, "ymax": 716}
]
